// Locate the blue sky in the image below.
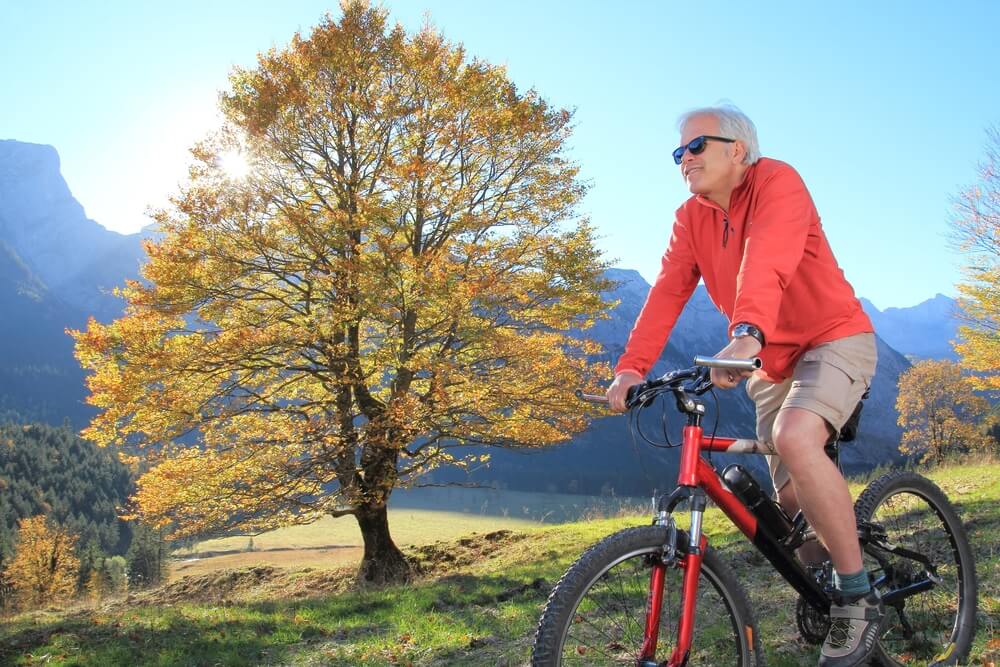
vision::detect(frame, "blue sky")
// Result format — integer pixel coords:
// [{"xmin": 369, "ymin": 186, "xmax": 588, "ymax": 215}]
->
[{"xmin": 2, "ymin": 1, "xmax": 997, "ymax": 310}]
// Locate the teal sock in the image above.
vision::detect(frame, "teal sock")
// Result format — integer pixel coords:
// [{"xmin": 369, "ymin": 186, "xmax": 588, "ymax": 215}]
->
[{"xmin": 833, "ymin": 568, "xmax": 871, "ymax": 599}]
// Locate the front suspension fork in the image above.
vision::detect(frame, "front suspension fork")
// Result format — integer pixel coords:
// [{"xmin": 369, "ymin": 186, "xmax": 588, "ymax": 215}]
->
[{"xmin": 640, "ymin": 489, "xmax": 707, "ymax": 667}]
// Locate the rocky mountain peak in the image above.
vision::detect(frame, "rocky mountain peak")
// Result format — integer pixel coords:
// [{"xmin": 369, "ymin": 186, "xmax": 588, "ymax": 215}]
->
[{"xmin": 0, "ymin": 140, "xmax": 148, "ymax": 320}]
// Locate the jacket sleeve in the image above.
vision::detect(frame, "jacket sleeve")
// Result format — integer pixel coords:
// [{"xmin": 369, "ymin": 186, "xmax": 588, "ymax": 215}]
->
[
  {"xmin": 731, "ymin": 165, "xmax": 816, "ymax": 342},
  {"xmin": 615, "ymin": 218, "xmax": 701, "ymax": 377}
]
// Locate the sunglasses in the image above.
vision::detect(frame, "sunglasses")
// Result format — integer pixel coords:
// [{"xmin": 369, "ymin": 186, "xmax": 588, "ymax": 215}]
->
[{"xmin": 672, "ymin": 135, "xmax": 736, "ymax": 165}]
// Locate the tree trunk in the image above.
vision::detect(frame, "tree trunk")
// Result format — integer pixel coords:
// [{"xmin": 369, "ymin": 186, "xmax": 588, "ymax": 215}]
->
[{"xmin": 354, "ymin": 502, "xmax": 411, "ymax": 585}]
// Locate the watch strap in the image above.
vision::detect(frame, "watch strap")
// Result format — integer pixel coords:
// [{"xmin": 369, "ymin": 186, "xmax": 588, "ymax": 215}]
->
[{"xmin": 732, "ymin": 322, "xmax": 765, "ymax": 346}]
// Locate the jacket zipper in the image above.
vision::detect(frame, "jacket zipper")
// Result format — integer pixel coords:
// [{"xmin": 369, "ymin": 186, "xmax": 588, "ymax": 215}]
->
[{"xmin": 722, "ymin": 216, "xmax": 730, "ymax": 248}]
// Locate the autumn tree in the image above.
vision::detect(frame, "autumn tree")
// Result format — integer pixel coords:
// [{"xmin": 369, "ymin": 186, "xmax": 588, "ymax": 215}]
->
[
  {"xmin": 7, "ymin": 515, "xmax": 80, "ymax": 609},
  {"xmin": 951, "ymin": 125, "xmax": 1000, "ymax": 391},
  {"xmin": 896, "ymin": 360, "xmax": 992, "ymax": 464},
  {"xmin": 72, "ymin": 2, "xmax": 609, "ymax": 584}
]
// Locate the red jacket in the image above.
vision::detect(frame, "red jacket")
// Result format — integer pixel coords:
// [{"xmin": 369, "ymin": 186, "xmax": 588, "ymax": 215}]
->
[{"xmin": 615, "ymin": 158, "xmax": 873, "ymax": 382}]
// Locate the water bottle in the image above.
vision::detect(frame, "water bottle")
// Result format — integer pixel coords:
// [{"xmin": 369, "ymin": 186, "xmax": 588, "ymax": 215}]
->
[{"xmin": 722, "ymin": 464, "xmax": 793, "ymax": 540}]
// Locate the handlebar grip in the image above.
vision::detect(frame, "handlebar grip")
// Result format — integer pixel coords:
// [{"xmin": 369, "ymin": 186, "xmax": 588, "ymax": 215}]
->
[
  {"xmin": 575, "ymin": 389, "xmax": 609, "ymax": 404},
  {"xmin": 693, "ymin": 356, "xmax": 762, "ymax": 371}
]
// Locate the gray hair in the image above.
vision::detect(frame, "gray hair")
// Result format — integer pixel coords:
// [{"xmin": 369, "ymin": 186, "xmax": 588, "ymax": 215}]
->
[{"xmin": 677, "ymin": 105, "xmax": 761, "ymax": 165}]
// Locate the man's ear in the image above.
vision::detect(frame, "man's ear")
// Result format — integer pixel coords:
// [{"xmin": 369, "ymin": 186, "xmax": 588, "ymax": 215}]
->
[{"xmin": 731, "ymin": 141, "xmax": 746, "ymax": 164}]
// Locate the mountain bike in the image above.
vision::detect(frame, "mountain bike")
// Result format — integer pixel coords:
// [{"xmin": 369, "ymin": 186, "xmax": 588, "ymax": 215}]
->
[{"xmin": 531, "ymin": 357, "xmax": 978, "ymax": 666}]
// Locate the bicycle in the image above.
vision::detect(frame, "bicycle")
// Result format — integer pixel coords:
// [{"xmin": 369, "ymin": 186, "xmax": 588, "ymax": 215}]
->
[{"xmin": 531, "ymin": 356, "xmax": 978, "ymax": 666}]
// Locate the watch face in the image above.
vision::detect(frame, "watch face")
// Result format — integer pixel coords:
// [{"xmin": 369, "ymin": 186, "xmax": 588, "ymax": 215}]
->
[{"xmin": 732, "ymin": 323, "xmax": 762, "ymax": 344}]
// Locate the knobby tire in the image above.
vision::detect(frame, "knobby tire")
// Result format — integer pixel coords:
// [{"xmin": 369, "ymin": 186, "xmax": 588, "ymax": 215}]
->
[
  {"xmin": 854, "ymin": 471, "xmax": 978, "ymax": 666},
  {"xmin": 532, "ymin": 525, "xmax": 764, "ymax": 666}
]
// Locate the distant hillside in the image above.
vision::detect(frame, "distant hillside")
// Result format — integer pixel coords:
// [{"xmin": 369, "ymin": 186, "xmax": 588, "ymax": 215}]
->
[
  {"xmin": 0, "ymin": 141, "xmax": 153, "ymax": 427},
  {"xmin": 0, "ymin": 141, "xmax": 958, "ymax": 491},
  {"xmin": 0, "ymin": 420, "xmax": 134, "ymax": 561},
  {"xmin": 860, "ymin": 294, "xmax": 961, "ymax": 360},
  {"xmin": 0, "ymin": 237, "xmax": 92, "ymax": 425}
]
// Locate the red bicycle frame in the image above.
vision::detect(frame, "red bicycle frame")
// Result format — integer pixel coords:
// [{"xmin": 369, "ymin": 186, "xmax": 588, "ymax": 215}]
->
[{"xmin": 639, "ymin": 422, "xmax": 829, "ymax": 666}]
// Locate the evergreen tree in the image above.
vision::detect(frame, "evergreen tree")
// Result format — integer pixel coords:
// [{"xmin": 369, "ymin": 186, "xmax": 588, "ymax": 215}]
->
[
  {"xmin": 0, "ymin": 420, "xmax": 134, "ymax": 560},
  {"xmin": 126, "ymin": 523, "xmax": 168, "ymax": 589}
]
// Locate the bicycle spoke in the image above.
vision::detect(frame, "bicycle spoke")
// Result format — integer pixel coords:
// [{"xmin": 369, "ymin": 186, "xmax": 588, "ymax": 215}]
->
[
  {"xmin": 554, "ymin": 551, "xmax": 746, "ymax": 663},
  {"xmin": 565, "ymin": 575, "xmax": 639, "ymax": 658},
  {"xmin": 609, "ymin": 553, "xmax": 644, "ymax": 642}
]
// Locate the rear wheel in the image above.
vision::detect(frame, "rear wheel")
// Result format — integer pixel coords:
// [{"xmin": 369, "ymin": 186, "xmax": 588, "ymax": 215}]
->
[
  {"xmin": 854, "ymin": 471, "xmax": 977, "ymax": 666},
  {"xmin": 532, "ymin": 525, "xmax": 764, "ymax": 666}
]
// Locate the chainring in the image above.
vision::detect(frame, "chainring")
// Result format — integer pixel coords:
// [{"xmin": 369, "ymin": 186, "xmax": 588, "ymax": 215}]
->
[{"xmin": 796, "ymin": 595, "xmax": 831, "ymax": 645}]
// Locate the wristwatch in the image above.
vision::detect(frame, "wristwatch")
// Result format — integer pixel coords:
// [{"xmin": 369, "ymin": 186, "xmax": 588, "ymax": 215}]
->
[{"xmin": 731, "ymin": 322, "xmax": 765, "ymax": 347}]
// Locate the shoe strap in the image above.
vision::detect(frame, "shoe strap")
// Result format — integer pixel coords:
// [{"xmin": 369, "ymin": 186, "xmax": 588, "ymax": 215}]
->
[{"xmin": 830, "ymin": 604, "xmax": 880, "ymax": 621}]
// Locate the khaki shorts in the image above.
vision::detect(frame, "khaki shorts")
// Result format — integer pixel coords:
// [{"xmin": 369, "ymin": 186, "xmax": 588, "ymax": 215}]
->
[{"xmin": 745, "ymin": 333, "xmax": 877, "ymax": 492}]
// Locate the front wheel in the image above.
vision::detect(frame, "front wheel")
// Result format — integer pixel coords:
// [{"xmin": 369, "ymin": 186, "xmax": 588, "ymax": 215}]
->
[
  {"xmin": 531, "ymin": 525, "xmax": 764, "ymax": 666},
  {"xmin": 855, "ymin": 471, "xmax": 978, "ymax": 666}
]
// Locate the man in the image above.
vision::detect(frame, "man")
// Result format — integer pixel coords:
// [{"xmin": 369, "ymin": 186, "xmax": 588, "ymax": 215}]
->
[{"xmin": 606, "ymin": 105, "xmax": 880, "ymax": 667}]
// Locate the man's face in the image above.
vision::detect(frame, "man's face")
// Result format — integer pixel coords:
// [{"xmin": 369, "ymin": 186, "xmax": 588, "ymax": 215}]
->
[{"xmin": 677, "ymin": 114, "xmax": 740, "ymax": 196}]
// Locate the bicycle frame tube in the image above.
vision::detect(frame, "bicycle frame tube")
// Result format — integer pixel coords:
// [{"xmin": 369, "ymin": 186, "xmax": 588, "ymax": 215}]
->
[
  {"xmin": 640, "ymin": 558, "xmax": 667, "ymax": 660},
  {"xmin": 666, "ymin": 534, "xmax": 707, "ymax": 667},
  {"xmin": 701, "ymin": 456, "xmax": 828, "ymax": 607},
  {"xmin": 653, "ymin": 423, "xmax": 829, "ymax": 664}
]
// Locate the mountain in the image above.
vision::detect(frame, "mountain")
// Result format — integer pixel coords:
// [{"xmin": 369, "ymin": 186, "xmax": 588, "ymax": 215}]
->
[
  {"xmin": 0, "ymin": 140, "xmax": 149, "ymax": 322},
  {"xmin": 860, "ymin": 294, "xmax": 961, "ymax": 361},
  {"xmin": 0, "ymin": 237, "xmax": 92, "ymax": 425},
  {"xmin": 0, "ymin": 141, "xmax": 152, "ymax": 426},
  {"xmin": 433, "ymin": 269, "xmax": 911, "ymax": 496}
]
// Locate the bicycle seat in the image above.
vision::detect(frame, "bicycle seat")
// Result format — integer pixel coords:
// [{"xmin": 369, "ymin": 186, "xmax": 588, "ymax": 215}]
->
[
  {"xmin": 823, "ymin": 391, "xmax": 868, "ymax": 461},
  {"xmin": 837, "ymin": 389, "xmax": 869, "ymax": 443}
]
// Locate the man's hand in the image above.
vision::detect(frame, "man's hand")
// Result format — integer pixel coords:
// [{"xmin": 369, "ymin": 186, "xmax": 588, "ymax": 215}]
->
[
  {"xmin": 710, "ymin": 336, "xmax": 762, "ymax": 389},
  {"xmin": 607, "ymin": 371, "xmax": 643, "ymax": 412}
]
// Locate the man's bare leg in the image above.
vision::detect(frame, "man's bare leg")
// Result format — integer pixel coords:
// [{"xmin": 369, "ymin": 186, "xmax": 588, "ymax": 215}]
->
[
  {"xmin": 778, "ymin": 483, "xmax": 831, "ymax": 566},
  {"xmin": 772, "ymin": 407, "xmax": 862, "ymax": 574}
]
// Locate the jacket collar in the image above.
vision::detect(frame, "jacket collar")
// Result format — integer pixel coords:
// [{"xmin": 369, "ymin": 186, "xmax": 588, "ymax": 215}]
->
[{"xmin": 693, "ymin": 160, "xmax": 760, "ymax": 212}]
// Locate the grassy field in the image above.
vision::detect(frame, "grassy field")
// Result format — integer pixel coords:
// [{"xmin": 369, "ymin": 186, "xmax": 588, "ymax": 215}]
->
[
  {"xmin": 0, "ymin": 462, "xmax": 996, "ymax": 666},
  {"xmin": 172, "ymin": 509, "xmax": 540, "ymax": 581},
  {"xmin": 172, "ymin": 489, "xmax": 649, "ymax": 582},
  {"xmin": 187, "ymin": 509, "xmax": 542, "ymax": 554}
]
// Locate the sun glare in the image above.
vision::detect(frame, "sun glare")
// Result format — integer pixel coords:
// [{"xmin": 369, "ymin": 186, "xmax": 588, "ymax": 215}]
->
[{"xmin": 219, "ymin": 149, "xmax": 250, "ymax": 180}]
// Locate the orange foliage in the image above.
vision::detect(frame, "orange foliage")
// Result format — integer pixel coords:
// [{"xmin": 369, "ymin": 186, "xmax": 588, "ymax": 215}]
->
[
  {"xmin": 70, "ymin": 0, "xmax": 611, "ymax": 554},
  {"xmin": 6, "ymin": 516, "xmax": 80, "ymax": 609},
  {"xmin": 896, "ymin": 360, "xmax": 992, "ymax": 464}
]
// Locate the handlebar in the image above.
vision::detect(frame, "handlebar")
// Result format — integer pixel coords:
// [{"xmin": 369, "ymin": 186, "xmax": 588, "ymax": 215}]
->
[
  {"xmin": 579, "ymin": 355, "xmax": 762, "ymax": 409},
  {"xmin": 576, "ymin": 390, "xmax": 609, "ymax": 404},
  {"xmin": 692, "ymin": 356, "xmax": 762, "ymax": 372}
]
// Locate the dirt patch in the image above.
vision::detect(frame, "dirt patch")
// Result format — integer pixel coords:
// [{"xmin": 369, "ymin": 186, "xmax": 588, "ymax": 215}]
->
[
  {"xmin": 408, "ymin": 529, "xmax": 527, "ymax": 576},
  {"xmin": 131, "ymin": 565, "xmax": 287, "ymax": 605}
]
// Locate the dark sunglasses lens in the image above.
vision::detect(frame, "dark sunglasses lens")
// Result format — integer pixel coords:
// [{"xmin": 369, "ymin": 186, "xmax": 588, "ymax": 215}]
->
[{"xmin": 673, "ymin": 136, "xmax": 709, "ymax": 164}]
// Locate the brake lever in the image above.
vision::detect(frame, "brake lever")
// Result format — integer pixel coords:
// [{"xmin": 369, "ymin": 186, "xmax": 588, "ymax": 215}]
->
[
  {"xmin": 689, "ymin": 367, "xmax": 714, "ymax": 395},
  {"xmin": 625, "ymin": 383, "xmax": 658, "ymax": 409}
]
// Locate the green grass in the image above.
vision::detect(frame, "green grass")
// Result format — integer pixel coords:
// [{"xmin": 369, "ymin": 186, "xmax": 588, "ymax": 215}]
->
[{"xmin": 1, "ymin": 462, "xmax": 997, "ymax": 666}]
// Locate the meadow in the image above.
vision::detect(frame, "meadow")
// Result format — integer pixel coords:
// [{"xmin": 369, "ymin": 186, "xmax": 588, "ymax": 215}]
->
[
  {"xmin": 171, "ymin": 488, "xmax": 649, "ymax": 581},
  {"xmin": 0, "ymin": 462, "xmax": 996, "ymax": 666}
]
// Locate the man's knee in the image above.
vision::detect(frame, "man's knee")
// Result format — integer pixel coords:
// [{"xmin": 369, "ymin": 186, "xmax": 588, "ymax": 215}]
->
[{"xmin": 772, "ymin": 408, "xmax": 831, "ymax": 462}]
